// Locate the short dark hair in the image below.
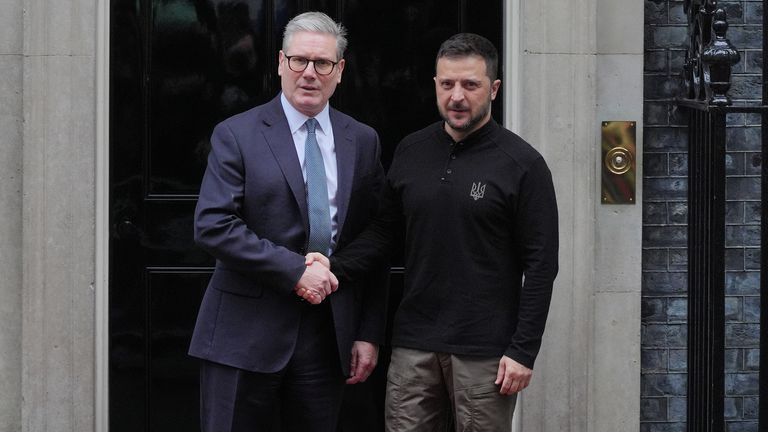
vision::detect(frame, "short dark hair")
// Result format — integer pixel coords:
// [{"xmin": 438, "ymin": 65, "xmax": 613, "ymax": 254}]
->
[{"xmin": 436, "ymin": 33, "xmax": 498, "ymax": 81}]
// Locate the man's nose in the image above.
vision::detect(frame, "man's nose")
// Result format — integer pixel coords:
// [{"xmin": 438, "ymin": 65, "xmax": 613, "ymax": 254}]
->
[
  {"xmin": 450, "ymin": 87, "xmax": 465, "ymax": 102},
  {"xmin": 302, "ymin": 61, "xmax": 319, "ymax": 79}
]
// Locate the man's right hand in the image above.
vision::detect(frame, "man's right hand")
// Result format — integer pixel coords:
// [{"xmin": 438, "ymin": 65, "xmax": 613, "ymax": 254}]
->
[
  {"xmin": 295, "ymin": 261, "xmax": 338, "ymax": 304},
  {"xmin": 305, "ymin": 252, "xmax": 330, "ymax": 269}
]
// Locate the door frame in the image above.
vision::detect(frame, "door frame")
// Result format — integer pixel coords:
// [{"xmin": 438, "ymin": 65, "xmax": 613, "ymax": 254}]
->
[
  {"xmin": 95, "ymin": 0, "xmax": 110, "ymax": 430},
  {"xmin": 93, "ymin": 3, "xmax": 523, "ymax": 430}
]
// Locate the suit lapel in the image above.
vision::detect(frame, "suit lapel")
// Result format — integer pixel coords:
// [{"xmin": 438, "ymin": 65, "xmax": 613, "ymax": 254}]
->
[
  {"xmin": 331, "ymin": 109, "xmax": 356, "ymax": 244},
  {"xmin": 262, "ymin": 97, "xmax": 309, "ymax": 233}
]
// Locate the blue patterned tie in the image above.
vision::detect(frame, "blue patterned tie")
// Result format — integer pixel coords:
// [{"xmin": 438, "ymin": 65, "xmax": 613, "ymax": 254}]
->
[{"xmin": 304, "ymin": 118, "xmax": 332, "ymax": 254}]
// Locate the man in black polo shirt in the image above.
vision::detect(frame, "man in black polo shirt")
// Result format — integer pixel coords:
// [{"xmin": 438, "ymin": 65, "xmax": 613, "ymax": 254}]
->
[{"xmin": 308, "ymin": 33, "xmax": 559, "ymax": 431}]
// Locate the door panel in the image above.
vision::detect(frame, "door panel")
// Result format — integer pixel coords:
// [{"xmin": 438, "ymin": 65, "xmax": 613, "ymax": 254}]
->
[{"xmin": 110, "ymin": 1, "xmax": 503, "ymax": 430}]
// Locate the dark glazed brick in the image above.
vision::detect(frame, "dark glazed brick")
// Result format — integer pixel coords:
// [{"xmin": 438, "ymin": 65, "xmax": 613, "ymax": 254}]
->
[
  {"xmin": 643, "ymin": 324, "xmax": 687, "ymax": 347},
  {"xmin": 721, "ymin": 1, "xmax": 745, "ymax": 23},
  {"xmin": 648, "ymin": 26, "xmax": 688, "ymax": 49},
  {"xmin": 642, "ymin": 349, "xmax": 669, "ymax": 372},
  {"xmin": 643, "ymin": 272, "xmax": 687, "ymax": 294},
  {"xmin": 745, "ymin": 349, "xmax": 760, "ymax": 371},
  {"xmin": 641, "ymin": 397, "xmax": 668, "ymax": 421},
  {"xmin": 644, "ymin": 152, "xmax": 669, "ymax": 176},
  {"xmin": 727, "ymin": 111, "xmax": 747, "ymax": 126},
  {"xmin": 727, "ymin": 127, "xmax": 762, "ymax": 151},
  {"xmin": 745, "ymin": 51, "xmax": 762, "ymax": 74},
  {"xmin": 668, "ymin": 2, "xmax": 686, "ymax": 23},
  {"xmin": 745, "ymin": 2, "xmax": 763, "ymax": 25},
  {"xmin": 743, "ymin": 296, "xmax": 760, "ymax": 322},
  {"xmin": 728, "ymin": 26, "xmax": 761, "ymax": 50},
  {"xmin": 645, "ymin": 1, "xmax": 669, "ymax": 24},
  {"xmin": 667, "ymin": 201, "xmax": 687, "ymax": 224},
  {"xmin": 642, "ymin": 373, "xmax": 687, "ymax": 396},
  {"xmin": 743, "ymin": 397, "xmax": 759, "ymax": 419},
  {"xmin": 726, "ymin": 226, "xmax": 761, "ymax": 247},
  {"xmin": 744, "ymin": 248, "xmax": 760, "ymax": 270},
  {"xmin": 744, "ymin": 201, "xmax": 761, "ymax": 224},
  {"xmin": 669, "ymin": 105, "xmax": 688, "ymax": 126},
  {"xmin": 641, "ymin": 423, "xmax": 687, "ymax": 432},
  {"xmin": 725, "ymin": 323, "xmax": 760, "ymax": 347},
  {"xmin": 725, "ymin": 296, "xmax": 743, "ymax": 322},
  {"xmin": 730, "ymin": 75, "xmax": 763, "ymax": 99},
  {"xmin": 726, "ymin": 348, "xmax": 743, "ymax": 372},
  {"xmin": 726, "ymin": 421, "xmax": 759, "ymax": 432},
  {"xmin": 726, "ymin": 373, "xmax": 759, "ymax": 396},
  {"xmin": 645, "ymin": 178, "xmax": 688, "ymax": 199},
  {"xmin": 645, "ymin": 127, "xmax": 688, "ymax": 150},
  {"xmin": 745, "ymin": 153, "xmax": 761, "ymax": 175},
  {"xmin": 645, "ymin": 101, "xmax": 670, "ymax": 124},
  {"xmin": 668, "ymin": 248, "xmax": 687, "ymax": 269},
  {"xmin": 667, "ymin": 297, "xmax": 687, "ymax": 322},
  {"xmin": 668, "ymin": 397, "xmax": 686, "ymax": 421},
  {"xmin": 643, "ymin": 248, "xmax": 668, "ymax": 270},
  {"xmin": 642, "ymin": 297, "xmax": 668, "ymax": 322},
  {"xmin": 645, "ymin": 75, "xmax": 684, "ymax": 99},
  {"xmin": 669, "ymin": 349, "xmax": 687, "ymax": 372},
  {"xmin": 727, "ymin": 177, "xmax": 761, "ymax": 200},
  {"xmin": 725, "ymin": 152, "xmax": 746, "ymax": 175},
  {"xmin": 726, "ymin": 201, "xmax": 745, "ymax": 224},
  {"xmin": 726, "ymin": 397, "xmax": 743, "ymax": 420},
  {"xmin": 642, "ymin": 0, "xmax": 764, "ymax": 427},
  {"xmin": 645, "ymin": 51, "xmax": 669, "ymax": 74},
  {"xmin": 725, "ymin": 247, "xmax": 745, "ymax": 271},
  {"xmin": 669, "ymin": 153, "xmax": 688, "ymax": 175},
  {"xmin": 725, "ymin": 271, "xmax": 760, "ymax": 295},
  {"xmin": 644, "ymin": 202, "xmax": 667, "ymax": 224},
  {"xmin": 644, "ymin": 226, "xmax": 687, "ymax": 247},
  {"xmin": 670, "ymin": 50, "xmax": 686, "ymax": 73}
]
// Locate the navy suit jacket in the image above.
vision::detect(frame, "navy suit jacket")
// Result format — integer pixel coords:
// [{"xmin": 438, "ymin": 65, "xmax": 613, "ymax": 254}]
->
[{"xmin": 189, "ymin": 95, "xmax": 387, "ymax": 376}]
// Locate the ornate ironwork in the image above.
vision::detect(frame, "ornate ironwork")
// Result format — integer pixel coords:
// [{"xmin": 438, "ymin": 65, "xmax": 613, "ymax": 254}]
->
[
  {"xmin": 677, "ymin": 1, "xmax": 768, "ymax": 431},
  {"xmin": 681, "ymin": 1, "xmax": 740, "ymax": 106}
]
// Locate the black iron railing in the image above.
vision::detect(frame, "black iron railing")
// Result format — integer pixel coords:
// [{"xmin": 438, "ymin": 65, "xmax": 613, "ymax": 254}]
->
[{"xmin": 677, "ymin": 1, "xmax": 768, "ymax": 430}]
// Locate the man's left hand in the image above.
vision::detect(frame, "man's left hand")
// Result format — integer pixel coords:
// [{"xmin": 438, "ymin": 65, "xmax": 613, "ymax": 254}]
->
[
  {"xmin": 495, "ymin": 355, "xmax": 532, "ymax": 395},
  {"xmin": 346, "ymin": 341, "xmax": 378, "ymax": 384}
]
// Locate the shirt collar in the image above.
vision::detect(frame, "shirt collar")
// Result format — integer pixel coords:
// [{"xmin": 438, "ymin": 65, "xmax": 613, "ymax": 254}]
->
[
  {"xmin": 438, "ymin": 117, "xmax": 498, "ymax": 147},
  {"xmin": 280, "ymin": 93, "xmax": 332, "ymax": 135}
]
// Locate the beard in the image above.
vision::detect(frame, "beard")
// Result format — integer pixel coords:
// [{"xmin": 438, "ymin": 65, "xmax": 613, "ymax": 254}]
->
[{"xmin": 439, "ymin": 97, "xmax": 492, "ymax": 134}]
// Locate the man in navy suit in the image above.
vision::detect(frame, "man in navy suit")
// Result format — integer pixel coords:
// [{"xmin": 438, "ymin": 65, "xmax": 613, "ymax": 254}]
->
[{"xmin": 189, "ymin": 11, "xmax": 387, "ymax": 432}]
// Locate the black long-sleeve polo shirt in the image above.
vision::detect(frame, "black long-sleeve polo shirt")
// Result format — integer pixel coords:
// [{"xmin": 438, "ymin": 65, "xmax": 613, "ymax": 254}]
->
[{"xmin": 331, "ymin": 119, "xmax": 558, "ymax": 369}]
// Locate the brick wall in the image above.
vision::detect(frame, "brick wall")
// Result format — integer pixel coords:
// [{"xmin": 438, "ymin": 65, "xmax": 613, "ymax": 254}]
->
[{"xmin": 643, "ymin": 1, "xmax": 762, "ymax": 431}]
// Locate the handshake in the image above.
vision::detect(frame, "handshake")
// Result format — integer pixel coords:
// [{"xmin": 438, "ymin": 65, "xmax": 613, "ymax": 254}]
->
[{"xmin": 294, "ymin": 252, "xmax": 334, "ymax": 304}]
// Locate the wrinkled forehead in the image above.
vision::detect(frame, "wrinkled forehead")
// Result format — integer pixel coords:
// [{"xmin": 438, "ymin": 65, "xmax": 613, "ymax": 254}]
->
[
  {"xmin": 284, "ymin": 31, "xmax": 339, "ymax": 59},
  {"xmin": 435, "ymin": 55, "xmax": 489, "ymax": 80}
]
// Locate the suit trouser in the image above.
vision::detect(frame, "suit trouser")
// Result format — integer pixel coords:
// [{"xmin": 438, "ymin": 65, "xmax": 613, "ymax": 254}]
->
[
  {"xmin": 385, "ymin": 347, "xmax": 517, "ymax": 432},
  {"xmin": 199, "ymin": 302, "xmax": 345, "ymax": 432}
]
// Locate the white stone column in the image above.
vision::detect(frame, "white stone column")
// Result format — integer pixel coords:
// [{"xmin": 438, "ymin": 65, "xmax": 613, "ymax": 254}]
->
[
  {"xmin": 513, "ymin": 0, "xmax": 642, "ymax": 429},
  {"xmin": 21, "ymin": 0, "xmax": 97, "ymax": 430},
  {"xmin": 591, "ymin": 0, "xmax": 643, "ymax": 429},
  {"xmin": 0, "ymin": 0, "xmax": 24, "ymax": 430}
]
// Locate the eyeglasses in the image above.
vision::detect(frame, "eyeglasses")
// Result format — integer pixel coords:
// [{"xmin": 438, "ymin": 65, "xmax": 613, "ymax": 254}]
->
[{"xmin": 284, "ymin": 55, "xmax": 339, "ymax": 75}]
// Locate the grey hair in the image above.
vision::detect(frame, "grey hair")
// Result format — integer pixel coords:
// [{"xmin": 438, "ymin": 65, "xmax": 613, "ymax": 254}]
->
[{"xmin": 282, "ymin": 12, "xmax": 348, "ymax": 60}]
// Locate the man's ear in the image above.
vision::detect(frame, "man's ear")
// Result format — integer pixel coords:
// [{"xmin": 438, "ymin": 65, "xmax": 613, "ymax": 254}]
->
[
  {"xmin": 336, "ymin": 58, "xmax": 346, "ymax": 83},
  {"xmin": 490, "ymin": 79, "xmax": 501, "ymax": 100},
  {"xmin": 277, "ymin": 51, "xmax": 285, "ymax": 76}
]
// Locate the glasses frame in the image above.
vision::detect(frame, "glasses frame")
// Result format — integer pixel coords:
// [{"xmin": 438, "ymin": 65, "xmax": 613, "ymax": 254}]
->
[{"xmin": 284, "ymin": 55, "xmax": 339, "ymax": 76}]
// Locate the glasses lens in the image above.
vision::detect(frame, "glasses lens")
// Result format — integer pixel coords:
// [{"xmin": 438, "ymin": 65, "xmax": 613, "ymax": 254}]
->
[
  {"xmin": 289, "ymin": 57, "xmax": 308, "ymax": 72},
  {"xmin": 314, "ymin": 60, "xmax": 334, "ymax": 75}
]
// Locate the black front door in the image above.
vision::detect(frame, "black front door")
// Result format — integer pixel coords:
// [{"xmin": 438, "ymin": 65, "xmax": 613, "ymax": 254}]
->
[{"xmin": 109, "ymin": 1, "xmax": 503, "ymax": 430}]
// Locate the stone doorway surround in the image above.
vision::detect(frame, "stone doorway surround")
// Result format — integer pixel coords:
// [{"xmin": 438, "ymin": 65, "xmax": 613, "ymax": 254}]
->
[{"xmin": 0, "ymin": 0, "xmax": 642, "ymax": 431}]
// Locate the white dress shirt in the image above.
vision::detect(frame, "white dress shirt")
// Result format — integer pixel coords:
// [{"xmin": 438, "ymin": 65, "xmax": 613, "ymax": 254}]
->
[{"xmin": 280, "ymin": 93, "xmax": 339, "ymax": 253}]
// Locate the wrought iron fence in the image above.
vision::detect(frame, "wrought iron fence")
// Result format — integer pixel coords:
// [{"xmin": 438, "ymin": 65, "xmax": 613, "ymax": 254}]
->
[{"xmin": 676, "ymin": 0, "xmax": 768, "ymax": 430}]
